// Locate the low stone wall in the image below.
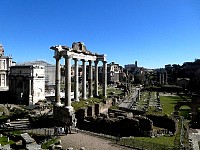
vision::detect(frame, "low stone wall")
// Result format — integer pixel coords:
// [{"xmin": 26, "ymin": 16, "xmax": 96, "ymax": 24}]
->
[
  {"xmin": 99, "ymin": 98, "xmax": 113, "ymax": 113},
  {"xmin": 78, "ymin": 115, "xmax": 153, "ymax": 137},
  {"xmin": 75, "ymin": 98, "xmax": 113, "ymax": 120}
]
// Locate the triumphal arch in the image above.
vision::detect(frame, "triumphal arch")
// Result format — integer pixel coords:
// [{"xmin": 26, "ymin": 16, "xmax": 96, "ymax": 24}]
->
[{"xmin": 50, "ymin": 42, "xmax": 107, "ymax": 130}]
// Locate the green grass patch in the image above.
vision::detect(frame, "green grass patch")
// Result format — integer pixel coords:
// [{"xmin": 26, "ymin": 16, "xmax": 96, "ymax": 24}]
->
[
  {"xmin": 72, "ymin": 98, "xmax": 103, "ymax": 111},
  {"xmin": 160, "ymin": 96, "xmax": 183, "ymax": 116},
  {"xmin": 0, "ymin": 115, "xmax": 9, "ymax": 120},
  {"xmin": 140, "ymin": 92, "xmax": 149, "ymax": 101},
  {"xmin": 179, "ymin": 106, "xmax": 191, "ymax": 119},
  {"xmin": 41, "ymin": 137, "xmax": 59, "ymax": 149},
  {"xmin": 109, "ymin": 105, "xmax": 119, "ymax": 110},
  {"xmin": 0, "ymin": 135, "xmax": 15, "ymax": 146},
  {"xmin": 119, "ymin": 136, "xmax": 175, "ymax": 150},
  {"xmin": 134, "ymin": 136, "xmax": 175, "ymax": 146}
]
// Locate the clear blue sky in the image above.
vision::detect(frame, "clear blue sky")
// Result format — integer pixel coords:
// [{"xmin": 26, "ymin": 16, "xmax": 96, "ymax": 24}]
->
[{"xmin": 0, "ymin": 0, "xmax": 200, "ymax": 69}]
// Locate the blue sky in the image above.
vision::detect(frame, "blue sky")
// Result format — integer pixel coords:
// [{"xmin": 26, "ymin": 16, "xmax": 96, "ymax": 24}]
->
[{"xmin": 0, "ymin": 0, "xmax": 200, "ymax": 68}]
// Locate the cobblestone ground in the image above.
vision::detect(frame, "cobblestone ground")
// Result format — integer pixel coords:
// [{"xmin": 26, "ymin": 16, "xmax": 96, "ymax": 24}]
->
[{"xmin": 60, "ymin": 131, "xmax": 134, "ymax": 150}]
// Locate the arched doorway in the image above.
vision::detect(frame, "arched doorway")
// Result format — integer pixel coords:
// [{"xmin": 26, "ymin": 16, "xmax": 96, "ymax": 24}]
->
[{"xmin": 179, "ymin": 105, "xmax": 191, "ymax": 120}]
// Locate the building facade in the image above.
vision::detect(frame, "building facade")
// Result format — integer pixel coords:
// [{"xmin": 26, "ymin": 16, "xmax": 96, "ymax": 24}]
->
[
  {"xmin": 107, "ymin": 62, "xmax": 121, "ymax": 84},
  {"xmin": 9, "ymin": 65, "xmax": 45, "ymax": 105},
  {"xmin": 0, "ymin": 43, "xmax": 15, "ymax": 91},
  {"xmin": 18, "ymin": 60, "xmax": 56, "ymax": 87}
]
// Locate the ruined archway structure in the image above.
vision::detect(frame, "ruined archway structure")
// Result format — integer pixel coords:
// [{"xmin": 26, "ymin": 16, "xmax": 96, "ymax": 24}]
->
[
  {"xmin": 174, "ymin": 94, "xmax": 200, "ymax": 123},
  {"xmin": 50, "ymin": 42, "xmax": 107, "ymax": 116}
]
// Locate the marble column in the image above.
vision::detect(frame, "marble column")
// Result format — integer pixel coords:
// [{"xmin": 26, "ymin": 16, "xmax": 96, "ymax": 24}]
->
[
  {"xmin": 55, "ymin": 56, "xmax": 62, "ymax": 106},
  {"xmin": 4, "ymin": 74, "xmax": 6, "ymax": 87},
  {"xmin": 74, "ymin": 58, "xmax": 79, "ymax": 101},
  {"xmin": 165, "ymin": 72, "xmax": 168, "ymax": 84},
  {"xmin": 29, "ymin": 79, "xmax": 32, "ymax": 105},
  {"xmin": 162, "ymin": 73, "xmax": 165, "ymax": 84},
  {"xmin": 138, "ymin": 90, "xmax": 140, "ymax": 101},
  {"xmin": 159, "ymin": 73, "xmax": 162, "ymax": 84},
  {"xmin": 82, "ymin": 59, "xmax": 87, "ymax": 100},
  {"xmin": 88, "ymin": 60, "xmax": 93, "ymax": 98},
  {"xmin": 103, "ymin": 61, "xmax": 107, "ymax": 98},
  {"xmin": 65, "ymin": 55, "xmax": 73, "ymax": 110},
  {"xmin": 94, "ymin": 61, "xmax": 99, "ymax": 97}
]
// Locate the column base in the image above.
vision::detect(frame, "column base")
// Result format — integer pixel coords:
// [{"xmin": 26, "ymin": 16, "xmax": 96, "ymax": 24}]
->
[
  {"xmin": 65, "ymin": 106, "xmax": 74, "ymax": 113},
  {"xmin": 74, "ymin": 99, "xmax": 79, "ymax": 102},
  {"xmin": 55, "ymin": 102, "xmax": 64, "ymax": 107},
  {"xmin": 29, "ymin": 95, "xmax": 33, "ymax": 105},
  {"xmin": 82, "ymin": 96, "xmax": 87, "ymax": 100}
]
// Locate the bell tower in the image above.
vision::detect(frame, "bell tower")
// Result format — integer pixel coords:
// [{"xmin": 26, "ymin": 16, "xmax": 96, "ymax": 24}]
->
[{"xmin": 0, "ymin": 43, "xmax": 4, "ymax": 56}]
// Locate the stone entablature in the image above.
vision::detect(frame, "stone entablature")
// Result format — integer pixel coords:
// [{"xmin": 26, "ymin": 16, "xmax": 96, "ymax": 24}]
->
[{"xmin": 9, "ymin": 65, "xmax": 45, "ymax": 105}]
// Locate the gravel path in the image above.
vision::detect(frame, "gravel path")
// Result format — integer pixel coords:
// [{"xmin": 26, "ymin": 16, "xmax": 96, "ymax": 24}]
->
[{"xmin": 60, "ymin": 131, "xmax": 134, "ymax": 150}]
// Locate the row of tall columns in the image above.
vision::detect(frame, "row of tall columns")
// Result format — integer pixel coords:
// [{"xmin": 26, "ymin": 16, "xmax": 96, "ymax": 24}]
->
[
  {"xmin": 159, "ymin": 72, "xmax": 168, "ymax": 84},
  {"xmin": 54, "ymin": 55, "xmax": 107, "ymax": 109}
]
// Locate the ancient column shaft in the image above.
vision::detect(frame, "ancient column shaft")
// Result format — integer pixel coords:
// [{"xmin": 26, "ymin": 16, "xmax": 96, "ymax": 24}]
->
[
  {"xmin": 65, "ymin": 55, "xmax": 72, "ymax": 107},
  {"xmin": 55, "ymin": 57, "xmax": 62, "ymax": 106},
  {"xmin": 103, "ymin": 61, "xmax": 107, "ymax": 97},
  {"xmin": 162, "ymin": 73, "xmax": 165, "ymax": 84},
  {"xmin": 4, "ymin": 74, "xmax": 6, "ymax": 87},
  {"xmin": 29, "ymin": 79, "xmax": 32, "ymax": 105},
  {"xmin": 165, "ymin": 72, "xmax": 168, "ymax": 84},
  {"xmin": 88, "ymin": 60, "xmax": 93, "ymax": 98},
  {"xmin": 94, "ymin": 61, "xmax": 99, "ymax": 96},
  {"xmin": 82, "ymin": 60, "xmax": 87, "ymax": 99},
  {"xmin": 74, "ymin": 58, "xmax": 79, "ymax": 101},
  {"xmin": 159, "ymin": 73, "xmax": 162, "ymax": 84}
]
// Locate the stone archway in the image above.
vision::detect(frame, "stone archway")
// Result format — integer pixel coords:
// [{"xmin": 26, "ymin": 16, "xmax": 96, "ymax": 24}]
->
[
  {"xmin": 178, "ymin": 105, "xmax": 192, "ymax": 119},
  {"xmin": 174, "ymin": 101, "xmax": 200, "ymax": 123}
]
